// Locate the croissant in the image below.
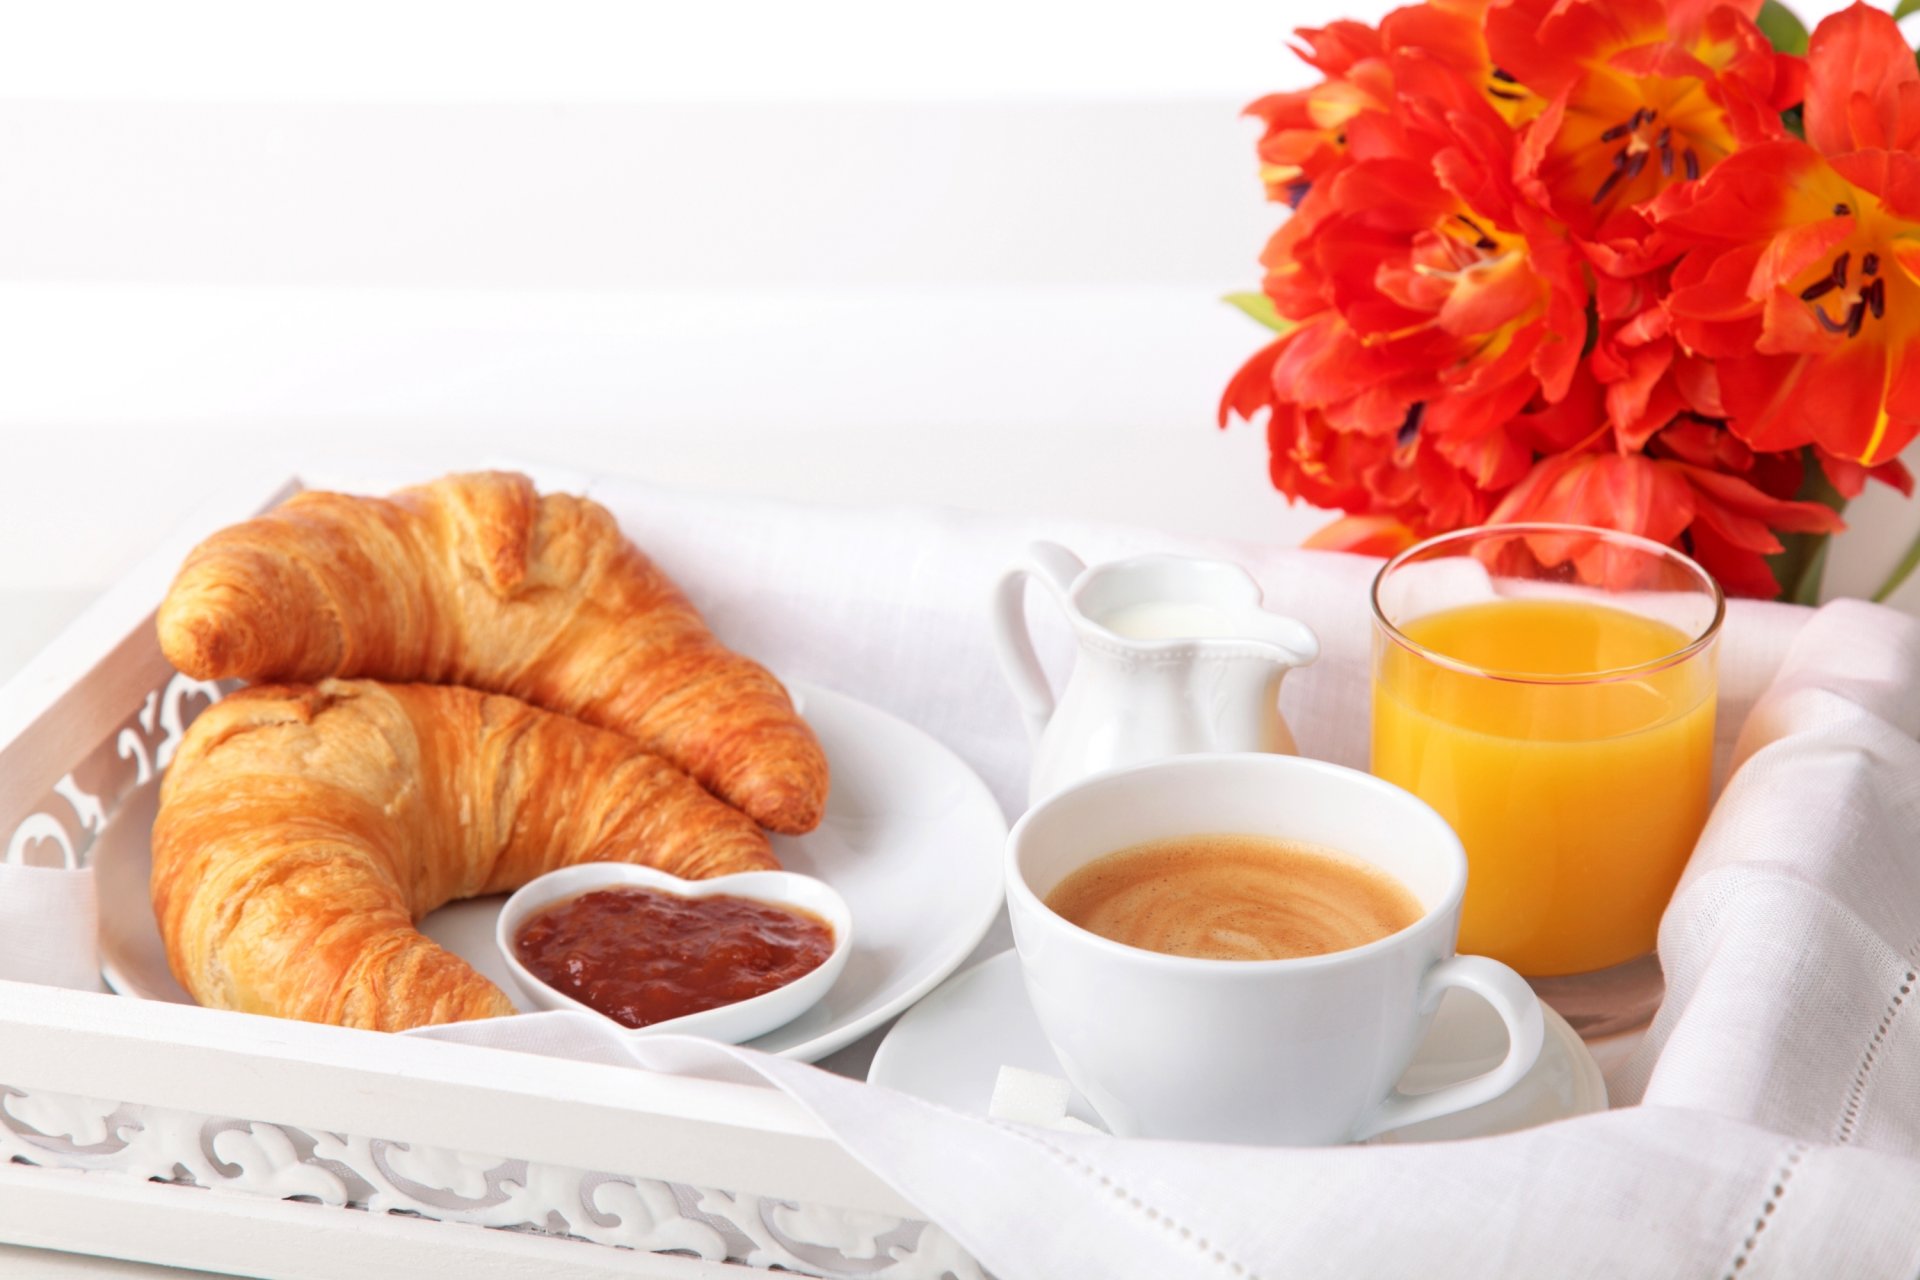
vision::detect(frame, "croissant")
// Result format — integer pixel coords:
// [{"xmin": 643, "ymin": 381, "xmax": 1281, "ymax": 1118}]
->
[
  {"xmin": 151, "ymin": 679, "xmax": 777, "ymax": 1030},
  {"xmin": 156, "ymin": 471, "xmax": 828, "ymax": 834}
]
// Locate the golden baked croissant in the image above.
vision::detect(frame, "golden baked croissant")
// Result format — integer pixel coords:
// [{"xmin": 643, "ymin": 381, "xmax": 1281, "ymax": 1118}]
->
[
  {"xmin": 151, "ymin": 679, "xmax": 777, "ymax": 1031},
  {"xmin": 155, "ymin": 471, "xmax": 828, "ymax": 834}
]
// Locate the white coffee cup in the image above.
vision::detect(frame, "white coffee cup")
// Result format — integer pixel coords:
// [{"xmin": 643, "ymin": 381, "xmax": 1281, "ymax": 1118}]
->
[{"xmin": 1006, "ymin": 753, "xmax": 1544, "ymax": 1145}]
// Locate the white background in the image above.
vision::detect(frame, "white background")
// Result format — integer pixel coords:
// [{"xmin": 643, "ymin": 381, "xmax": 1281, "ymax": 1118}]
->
[{"xmin": 0, "ymin": 0, "xmax": 1900, "ymax": 677}]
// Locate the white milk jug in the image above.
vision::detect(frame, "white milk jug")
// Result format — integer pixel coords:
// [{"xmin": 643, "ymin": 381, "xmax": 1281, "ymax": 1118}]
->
[{"xmin": 992, "ymin": 541, "xmax": 1320, "ymax": 807}]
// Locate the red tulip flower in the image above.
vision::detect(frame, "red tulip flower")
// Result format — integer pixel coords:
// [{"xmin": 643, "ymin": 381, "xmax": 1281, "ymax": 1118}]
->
[
  {"xmin": 1486, "ymin": 0, "xmax": 1800, "ymax": 244},
  {"xmin": 1221, "ymin": 0, "xmax": 1920, "ymax": 599},
  {"xmin": 1661, "ymin": 3, "xmax": 1920, "ymax": 468},
  {"xmin": 1222, "ymin": 11, "xmax": 1589, "ymax": 541}
]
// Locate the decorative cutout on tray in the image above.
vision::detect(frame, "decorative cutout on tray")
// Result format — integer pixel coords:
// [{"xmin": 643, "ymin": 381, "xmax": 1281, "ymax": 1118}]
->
[
  {"xmin": 3, "ymin": 672, "xmax": 224, "ymax": 869},
  {"xmin": 0, "ymin": 1082, "xmax": 986, "ymax": 1278}
]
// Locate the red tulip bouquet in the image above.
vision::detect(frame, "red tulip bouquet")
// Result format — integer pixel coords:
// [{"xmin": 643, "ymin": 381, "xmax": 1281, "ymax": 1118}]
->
[{"xmin": 1220, "ymin": 0, "xmax": 1920, "ymax": 599}]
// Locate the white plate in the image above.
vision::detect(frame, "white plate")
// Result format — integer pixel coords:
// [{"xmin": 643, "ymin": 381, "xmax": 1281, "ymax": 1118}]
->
[
  {"xmin": 868, "ymin": 949, "xmax": 1607, "ymax": 1142},
  {"xmin": 95, "ymin": 680, "xmax": 1008, "ymax": 1063}
]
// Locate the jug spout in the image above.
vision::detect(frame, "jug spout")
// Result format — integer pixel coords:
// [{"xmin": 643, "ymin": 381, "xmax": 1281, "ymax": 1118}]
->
[
  {"xmin": 1183, "ymin": 636, "xmax": 1310, "ymax": 759},
  {"xmin": 1190, "ymin": 605, "xmax": 1318, "ymax": 762},
  {"xmin": 1230, "ymin": 610, "xmax": 1321, "ymax": 670}
]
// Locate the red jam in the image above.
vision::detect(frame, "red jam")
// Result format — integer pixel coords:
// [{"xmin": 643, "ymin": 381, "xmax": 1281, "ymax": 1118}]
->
[{"xmin": 514, "ymin": 886, "xmax": 833, "ymax": 1029}]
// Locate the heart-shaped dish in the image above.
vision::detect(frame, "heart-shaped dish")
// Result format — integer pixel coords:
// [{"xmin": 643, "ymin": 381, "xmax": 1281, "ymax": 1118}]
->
[{"xmin": 496, "ymin": 862, "xmax": 853, "ymax": 1044}]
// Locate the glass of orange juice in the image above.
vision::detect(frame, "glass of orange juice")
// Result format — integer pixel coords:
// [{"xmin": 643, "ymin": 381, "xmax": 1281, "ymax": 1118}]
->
[{"xmin": 1370, "ymin": 524, "xmax": 1722, "ymax": 1032}]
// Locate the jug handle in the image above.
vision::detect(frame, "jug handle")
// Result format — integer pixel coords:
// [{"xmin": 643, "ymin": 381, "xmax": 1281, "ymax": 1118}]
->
[{"xmin": 992, "ymin": 541, "xmax": 1086, "ymax": 745}]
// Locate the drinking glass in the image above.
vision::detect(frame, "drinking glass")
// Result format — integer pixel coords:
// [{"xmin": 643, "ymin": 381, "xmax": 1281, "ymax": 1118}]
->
[{"xmin": 1369, "ymin": 524, "xmax": 1723, "ymax": 1034}]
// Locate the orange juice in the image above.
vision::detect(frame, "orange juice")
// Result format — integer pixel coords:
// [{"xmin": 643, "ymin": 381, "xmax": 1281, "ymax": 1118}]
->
[{"xmin": 1371, "ymin": 597, "xmax": 1715, "ymax": 976}]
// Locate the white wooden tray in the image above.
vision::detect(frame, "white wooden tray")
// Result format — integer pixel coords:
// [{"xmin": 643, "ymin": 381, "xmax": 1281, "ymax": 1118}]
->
[{"xmin": 0, "ymin": 469, "xmax": 988, "ymax": 1279}]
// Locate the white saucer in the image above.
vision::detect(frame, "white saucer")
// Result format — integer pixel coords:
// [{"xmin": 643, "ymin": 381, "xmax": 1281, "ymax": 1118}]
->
[
  {"xmin": 868, "ymin": 949, "xmax": 1606, "ymax": 1142},
  {"xmin": 94, "ymin": 680, "xmax": 1008, "ymax": 1063}
]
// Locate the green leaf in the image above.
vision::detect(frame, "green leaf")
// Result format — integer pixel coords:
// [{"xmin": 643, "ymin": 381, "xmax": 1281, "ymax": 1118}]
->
[
  {"xmin": 1223, "ymin": 292, "xmax": 1293, "ymax": 333},
  {"xmin": 1871, "ymin": 525, "xmax": 1920, "ymax": 604},
  {"xmin": 1767, "ymin": 457, "xmax": 1847, "ymax": 603},
  {"xmin": 1757, "ymin": 0, "xmax": 1809, "ymax": 54},
  {"xmin": 1896, "ymin": 0, "xmax": 1920, "ymax": 21},
  {"xmin": 1789, "ymin": 535, "xmax": 1832, "ymax": 606}
]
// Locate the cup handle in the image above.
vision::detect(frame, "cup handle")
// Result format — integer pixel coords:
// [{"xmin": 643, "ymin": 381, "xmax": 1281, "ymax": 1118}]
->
[
  {"xmin": 991, "ymin": 541, "xmax": 1086, "ymax": 744},
  {"xmin": 1348, "ymin": 954, "xmax": 1546, "ymax": 1142}
]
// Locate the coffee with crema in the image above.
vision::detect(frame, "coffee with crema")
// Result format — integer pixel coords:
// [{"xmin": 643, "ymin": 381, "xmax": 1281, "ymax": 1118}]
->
[{"xmin": 1043, "ymin": 834, "xmax": 1423, "ymax": 961}]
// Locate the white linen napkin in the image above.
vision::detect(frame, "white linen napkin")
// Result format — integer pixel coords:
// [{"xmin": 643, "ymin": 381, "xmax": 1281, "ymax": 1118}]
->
[{"xmin": 411, "ymin": 591, "xmax": 1920, "ymax": 1278}]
